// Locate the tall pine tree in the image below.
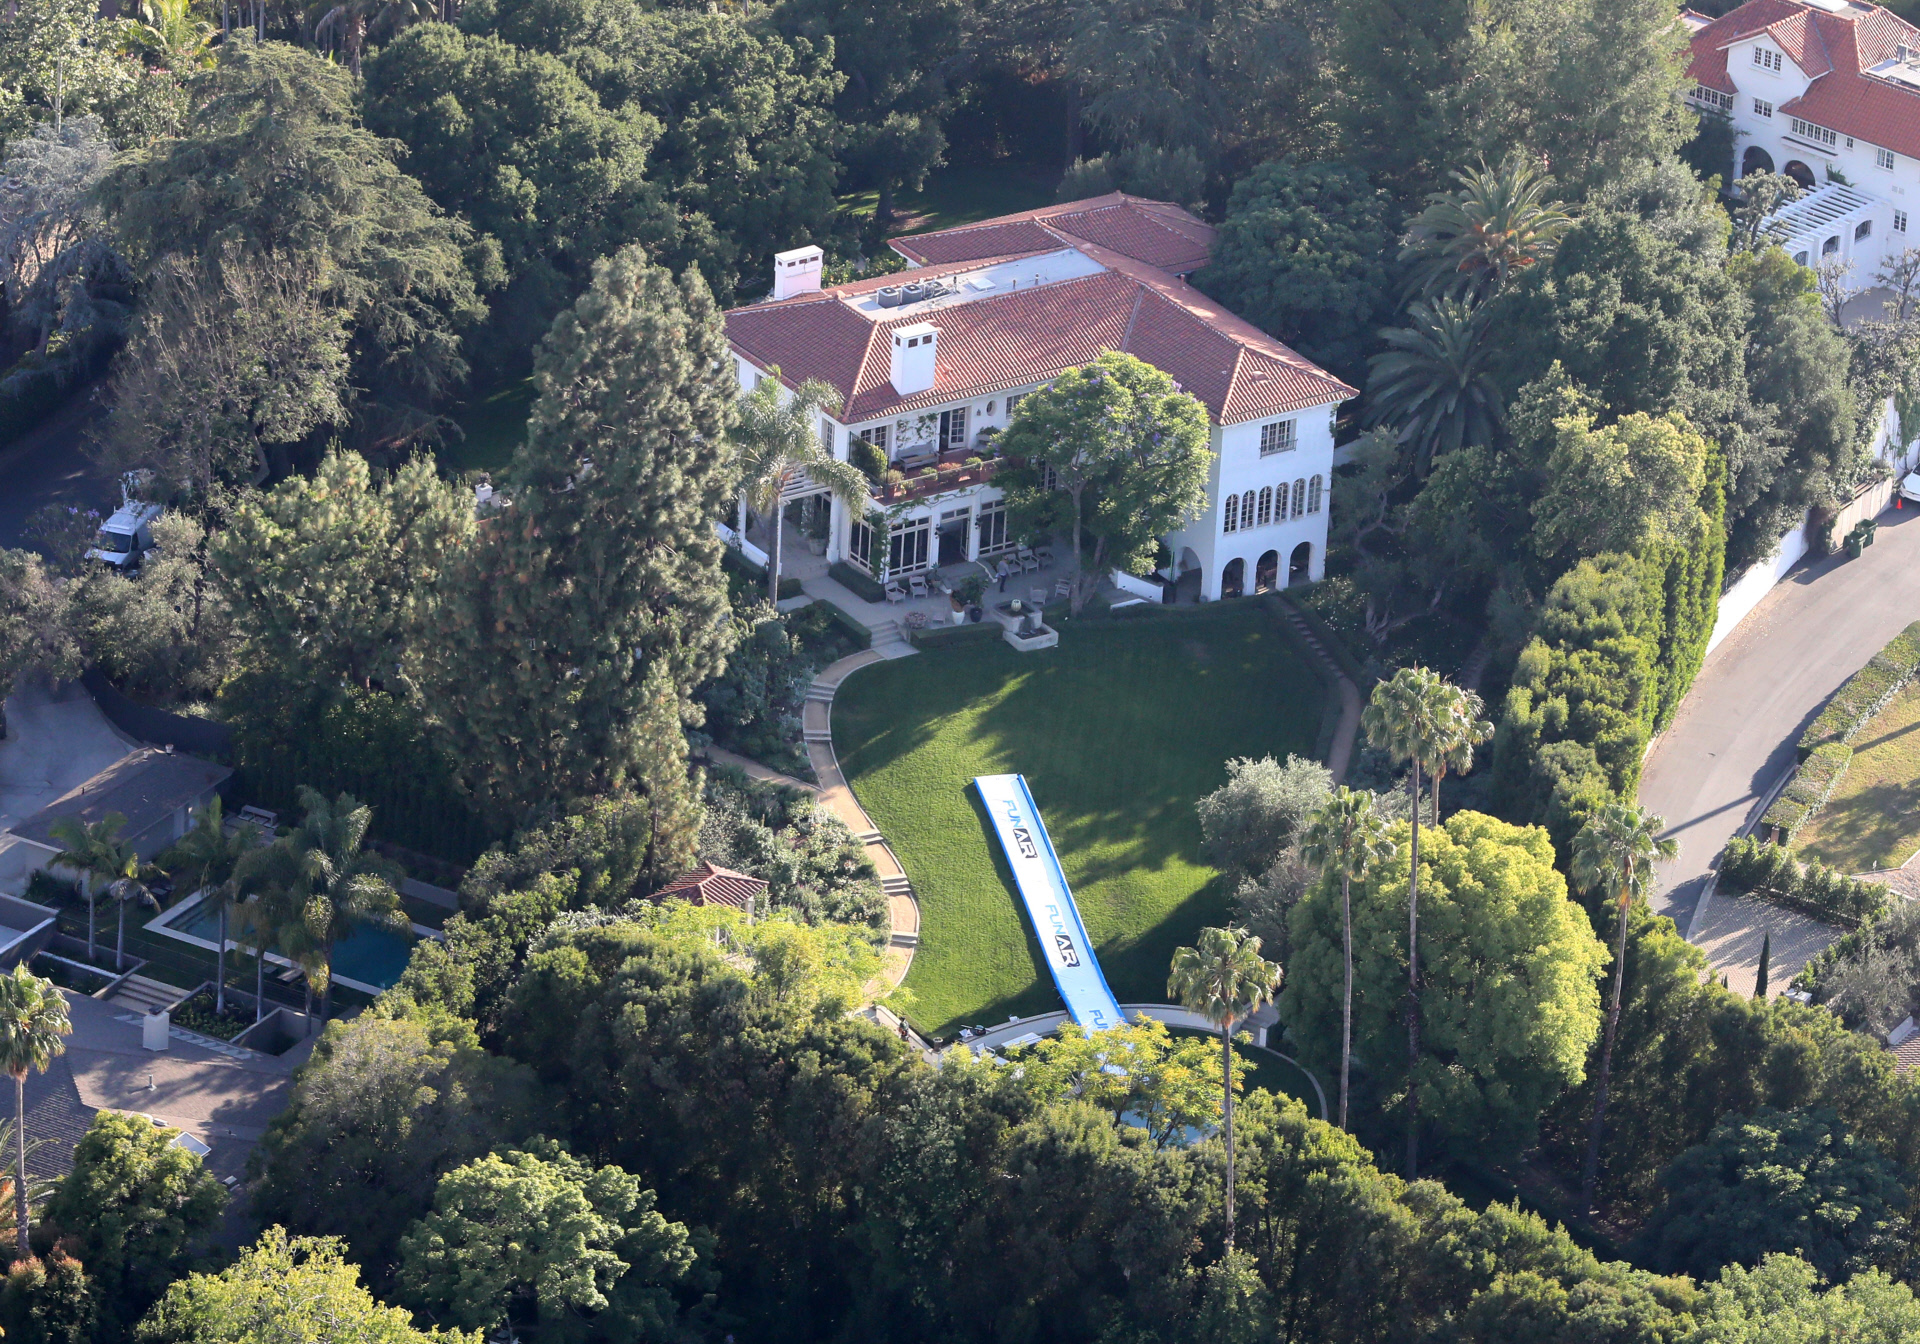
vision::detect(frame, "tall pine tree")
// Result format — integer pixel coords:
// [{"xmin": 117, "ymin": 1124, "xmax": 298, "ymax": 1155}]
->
[{"xmin": 417, "ymin": 244, "xmax": 738, "ymax": 829}]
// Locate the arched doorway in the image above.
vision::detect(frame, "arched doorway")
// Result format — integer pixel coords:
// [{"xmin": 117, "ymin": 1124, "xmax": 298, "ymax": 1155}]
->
[
  {"xmin": 1742, "ymin": 146, "xmax": 1775, "ymax": 177},
  {"xmin": 1784, "ymin": 160, "xmax": 1816, "ymax": 190},
  {"xmin": 1287, "ymin": 543, "xmax": 1311, "ymax": 587},
  {"xmin": 1254, "ymin": 550, "xmax": 1278, "ymax": 594},
  {"xmin": 1221, "ymin": 557, "xmax": 1245, "ymax": 599}
]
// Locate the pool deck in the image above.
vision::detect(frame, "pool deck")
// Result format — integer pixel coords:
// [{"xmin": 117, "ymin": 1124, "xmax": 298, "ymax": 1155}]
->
[{"xmin": 148, "ymin": 889, "xmax": 433, "ymax": 996}]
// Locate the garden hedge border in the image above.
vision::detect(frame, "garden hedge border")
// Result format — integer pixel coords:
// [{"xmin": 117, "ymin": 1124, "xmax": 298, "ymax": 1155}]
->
[
  {"xmin": 828, "ymin": 561, "xmax": 887, "ymax": 604},
  {"xmin": 1797, "ymin": 620, "xmax": 1920, "ymax": 756},
  {"xmin": 909, "ymin": 621, "xmax": 1003, "ymax": 650},
  {"xmin": 1719, "ymin": 834, "xmax": 1888, "ymax": 927},
  {"xmin": 1760, "ymin": 741, "xmax": 1853, "ymax": 838}
]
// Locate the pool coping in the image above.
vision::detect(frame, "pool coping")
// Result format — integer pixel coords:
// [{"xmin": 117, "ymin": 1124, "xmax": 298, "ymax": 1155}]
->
[{"xmin": 146, "ymin": 889, "xmax": 438, "ymax": 997}]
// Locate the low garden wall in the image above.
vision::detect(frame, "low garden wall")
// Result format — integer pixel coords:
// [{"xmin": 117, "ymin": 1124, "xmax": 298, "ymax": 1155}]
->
[{"xmin": 82, "ymin": 669, "xmax": 233, "ymax": 756}]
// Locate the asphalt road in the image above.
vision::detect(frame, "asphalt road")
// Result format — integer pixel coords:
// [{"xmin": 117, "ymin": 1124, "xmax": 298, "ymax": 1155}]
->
[
  {"xmin": 0, "ymin": 393, "xmax": 119, "ymax": 549},
  {"xmin": 1640, "ymin": 503, "xmax": 1920, "ymax": 930}
]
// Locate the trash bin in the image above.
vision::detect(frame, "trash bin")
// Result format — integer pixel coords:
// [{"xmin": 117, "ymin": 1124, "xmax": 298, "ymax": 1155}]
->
[{"xmin": 142, "ymin": 1011, "xmax": 170, "ymax": 1052}]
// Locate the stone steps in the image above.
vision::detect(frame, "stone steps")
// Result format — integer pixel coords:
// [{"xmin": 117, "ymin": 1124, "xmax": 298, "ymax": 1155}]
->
[{"xmin": 111, "ymin": 974, "xmax": 184, "ymax": 1014}]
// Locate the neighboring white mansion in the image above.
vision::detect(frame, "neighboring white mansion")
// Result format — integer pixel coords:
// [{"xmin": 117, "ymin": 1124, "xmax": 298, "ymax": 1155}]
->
[
  {"xmin": 1687, "ymin": 0, "xmax": 1920, "ymax": 278},
  {"xmin": 722, "ymin": 194, "xmax": 1358, "ymax": 602}
]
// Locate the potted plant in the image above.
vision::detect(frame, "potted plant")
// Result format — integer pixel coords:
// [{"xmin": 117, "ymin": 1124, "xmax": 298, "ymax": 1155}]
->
[{"xmin": 957, "ymin": 573, "xmax": 986, "ymax": 623}]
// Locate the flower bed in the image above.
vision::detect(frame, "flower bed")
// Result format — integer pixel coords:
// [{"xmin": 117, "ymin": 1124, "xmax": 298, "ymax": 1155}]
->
[{"xmin": 166, "ymin": 990, "xmax": 252, "ymax": 1041}]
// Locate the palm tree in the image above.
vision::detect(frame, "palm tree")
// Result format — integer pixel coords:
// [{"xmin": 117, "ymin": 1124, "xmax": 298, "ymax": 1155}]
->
[
  {"xmin": 731, "ymin": 368, "xmax": 872, "ymax": 605},
  {"xmin": 1361, "ymin": 665, "xmax": 1479, "ymax": 1177},
  {"xmin": 107, "ymin": 870, "xmax": 160, "ymax": 973},
  {"xmin": 1299, "ymin": 788, "xmax": 1397, "ymax": 1131},
  {"xmin": 1167, "ymin": 926, "xmax": 1281, "ymax": 1253},
  {"xmin": 1364, "ymin": 299, "xmax": 1503, "ymax": 477},
  {"xmin": 1570, "ymin": 802, "xmax": 1676, "ymax": 1218},
  {"xmin": 0, "ymin": 964, "xmax": 71, "ymax": 1259},
  {"xmin": 120, "ymin": 0, "xmax": 216, "ymax": 73},
  {"xmin": 158, "ymin": 800, "xmax": 261, "ymax": 1014},
  {"xmin": 313, "ymin": 0, "xmax": 433, "ymax": 76},
  {"xmin": 1427, "ymin": 688, "xmax": 1493, "ymax": 825},
  {"xmin": 47, "ymin": 814, "xmax": 134, "ymax": 964},
  {"xmin": 1401, "ymin": 152, "xmax": 1574, "ymax": 305},
  {"xmin": 243, "ymin": 788, "xmax": 404, "ymax": 1022}
]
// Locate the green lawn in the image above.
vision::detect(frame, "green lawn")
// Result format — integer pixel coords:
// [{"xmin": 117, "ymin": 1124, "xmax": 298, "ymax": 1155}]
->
[
  {"xmin": 440, "ymin": 376, "xmax": 534, "ymax": 477},
  {"xmin": 839, "ymin": 162, "xmax": 1062, "ymax": 238},
  {"xmin": 834, "ymin": 605, "xmax": 1328, "ymax": 1036},
  {"xmin": 1794, "ymin": 678, "xmax": 1920, "ymax": 873}
]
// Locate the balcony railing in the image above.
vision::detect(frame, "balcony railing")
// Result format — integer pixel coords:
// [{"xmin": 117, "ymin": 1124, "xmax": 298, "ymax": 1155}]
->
[{"xmin": 871, "ymin": 452, "xmax": 1005, "ymax": 504}]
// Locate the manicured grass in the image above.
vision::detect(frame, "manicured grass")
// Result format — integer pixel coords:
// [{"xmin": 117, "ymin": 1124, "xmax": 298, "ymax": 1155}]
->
[
  {"xmin": 838, "ymin": 162, "xmax": 1062, "ymax": 238},
  {"xmin": 440, "ymin": 377, "xmax": 534, "ymax": 477},
  {"xmin": 1795, "ymin": 678, "xmax": 1920, "ymax": 872},
  {"xmin": 833, "ymin": 604, "xmax": 1327, "ymax": 1036}
]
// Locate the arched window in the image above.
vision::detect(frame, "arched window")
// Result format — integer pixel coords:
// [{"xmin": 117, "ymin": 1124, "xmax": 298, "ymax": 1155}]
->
[
  {"xmin": 1223, "ymin": 493, "xmax": 1238, "ymax": 533},
  {"xmin": 1257, "ymin": 487, "xmax": 1272, "ymax": 526},
  {"xmin": 1222, "ymin": 557, "xmax": 1245, "ymax": 599},
  {"xmin": 1856, "ymin": 219, "xmax": 1874, "ymax": 242},
  {"xmin": 1241, "ymin": 492, "xmax": 1256, "ymax": 533},
  {"xmin": 1292, "ymin": 478, "xmax": 1306, "ymax": 517},
  {"xmin": 1275, "ymin": 482, "xmax": 1288, "ymax": 521},
  {"xmin": 1823, "ymin": 234, "xmax": 1841, "ymax": 256},
  {"xmin": 1307, "ymin": 476, "xmax": 1323, "ymax": 514}
]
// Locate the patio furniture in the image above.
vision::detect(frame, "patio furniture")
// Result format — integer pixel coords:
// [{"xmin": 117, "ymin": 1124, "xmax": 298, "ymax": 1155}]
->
[
  {"xmin": 1055, "ymin": 577, "xmax": 1072, "ymax": 599},
  {"xmin": 1031, "ymin": 588, "xmax": 1047, "ymax": 607},
  {"xmin": 909, "ymin": 573, "xmax": 929, "ymax": 598},
  {"xmin": 884, "ymin": 582, "xmax": 906, "ymax": 604},
  {"xmin": 1034, "ymin": 546, "xmax": 1055, "ymax": 564}
]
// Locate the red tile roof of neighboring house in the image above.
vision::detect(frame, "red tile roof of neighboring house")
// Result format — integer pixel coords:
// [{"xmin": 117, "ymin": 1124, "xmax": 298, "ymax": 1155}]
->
[
  {"xmin": 725, "ymin": 196, "xmax": 1355, "ymax": 426},
  {"xmin": 889, "ymin": 193, "xmax": 1216, "ymax": 274},
  {"xmin": 1688, "ymin": 0, "xmax": 1920, "ymax": 160},
  {"xmin": 654, "ymin": 861, "xmax": 767, "ymax": 912},
  {"xmin": 1891, "ymin": 1030, "xmax": 1920, "ymax": 1072}
]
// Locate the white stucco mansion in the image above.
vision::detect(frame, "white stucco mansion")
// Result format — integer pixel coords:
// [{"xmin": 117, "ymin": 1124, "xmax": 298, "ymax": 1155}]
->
[
  {"xmin": 721, "ymin": 194, "xmax": 1358, "ymax": 602},
  {"xmin": 1687, "ymin": 0, "xmax": 1920, "ymax": 279}
]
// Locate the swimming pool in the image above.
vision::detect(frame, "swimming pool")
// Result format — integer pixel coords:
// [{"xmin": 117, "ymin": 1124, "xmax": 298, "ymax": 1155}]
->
[{"xmin": 155, "ymin": 894, "xmax": 421, "ymax": 994}]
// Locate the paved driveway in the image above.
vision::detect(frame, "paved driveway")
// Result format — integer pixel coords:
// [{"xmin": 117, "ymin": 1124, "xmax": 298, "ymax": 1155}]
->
[
  {"xmin": 0, "ymin": 671, "xmax": 135, "ymax": 834},
  {"xmin": 0, "ymin": 394, "xmax": 117, "ymax": 549},
  {"xmin": 1640, "ymin": 504, "xmax": 1920, "ymax": 969}
]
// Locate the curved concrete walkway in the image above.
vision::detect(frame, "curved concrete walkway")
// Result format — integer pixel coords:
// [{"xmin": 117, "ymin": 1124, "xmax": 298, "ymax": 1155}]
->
[
  {"xmin": 800, "ymin": 650, "xmax": 923, "ymax": 993},
  {"xmin": 961, "ymin": 1003, "xmax": 1329, "ymax": 1121}
]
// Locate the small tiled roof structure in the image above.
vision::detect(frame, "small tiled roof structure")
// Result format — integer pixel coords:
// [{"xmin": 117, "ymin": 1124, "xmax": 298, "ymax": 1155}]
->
[
  {"xmin": 1687, "ymin": 0, "xmax": 1920, "ymax": 161},
  {"xmin": 6, "ymin": 748, "xmax": 231, "ymax": 857},
  {"xmin": 724, "ymin": 193, "xmax": 1357, "ymax": 427},
  {"xmin": 655, "ymin": 861, "xmax": 767, "ymax": 913},
  {"xmin": 1892, "ymin": 1032, "xmax": 1920, "ymax": 1072}
]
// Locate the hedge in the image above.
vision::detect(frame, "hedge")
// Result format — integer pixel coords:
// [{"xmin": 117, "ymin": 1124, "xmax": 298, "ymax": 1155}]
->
[
  {"xmin": 1798, "ymin": 620, "xmax": 1920, "ymax": 756},
  {"xmin": 810, "ymin": 600, "xmax": 872, "ymax": 651},
  {"xmin": 1719, "ymin": 834, "xmax": 1888, "ymax": 927},
  {"xmin": 721, "ymin": 545, "xmax": 804, "ymax": 600},
  {"xmin": 1760, "ymin": 741, "xmax": 1854, "ymax": 838},
  {"xmin": 828, "ymin": 561, "xmax": 887, "ymax": 603},
  {"xmin": 910, "ymin": 620, "xmax": 1004, "ymax": 650}
]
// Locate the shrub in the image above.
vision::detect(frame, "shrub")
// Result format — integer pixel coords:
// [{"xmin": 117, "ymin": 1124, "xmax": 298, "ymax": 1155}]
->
[
  {"xmin": 1719, "ymin": 835, "xmax": 1888, "ymax": 926},
  {"xmin": 1761, "ymin": 742, "xmax": 1853, "ymax": 837},
  {"xmin": 827, "ymin": 560, "xmax": 886, "ymax": 603},
  {"xmin": 1798, "ymin": 621, "xmax": 1920, "ymax": 755}
]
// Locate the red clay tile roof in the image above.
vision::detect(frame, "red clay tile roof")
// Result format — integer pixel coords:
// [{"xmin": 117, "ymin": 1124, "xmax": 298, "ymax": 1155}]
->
[
  {"xmin": 1892, "ymin": 1031, "xmax": 1920, "ymax": 1072},
  {"xmin": 889, "ymin": 193, "xmax": 1215, "ymax": 274},
  {"xmin": 725, "ymin": 196, "xmax": 1354, "ymax": 426},
  {"xmin": 655, "ymin": 861, "xmax": 766, "ymax": 911},
  {"xmin": 1688, "ymin": 0, "xmax": 1920, "ymax": 159}
]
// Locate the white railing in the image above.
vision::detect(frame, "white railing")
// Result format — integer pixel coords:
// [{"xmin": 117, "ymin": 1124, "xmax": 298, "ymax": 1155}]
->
[{"xmin": 715, "ymin": 520, "xmax": 770, "ymax": 569}]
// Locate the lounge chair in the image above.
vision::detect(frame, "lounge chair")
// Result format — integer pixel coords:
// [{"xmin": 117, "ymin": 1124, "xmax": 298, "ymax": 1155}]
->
[
  {"xmin": 1031, "ymin": 588, "xmax": 1047, "ymax": 607},
  {"xmin": 909, "ymin": 573, "xmax": 929, "ymax": 598},
  {"xmin": 1055, "ymin": 577, "xmax": 1072, "ymax": 599},
  {"xmin": 1019, "ymin": 550, "xmax": 1041, "ymax": 574},
  {"xmin": 885, "ymin": 582, "xmax": 906, "ymax": 604}
]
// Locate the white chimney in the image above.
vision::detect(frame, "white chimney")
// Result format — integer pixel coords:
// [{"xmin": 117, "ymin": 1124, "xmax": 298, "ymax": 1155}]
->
[
  {"xmin": 890, "ymin": 322, "xmax": 938, "ymax": 395},
  {"xmin": 772, "ymin": 245, "xmax": 824, "ymax": 300}
]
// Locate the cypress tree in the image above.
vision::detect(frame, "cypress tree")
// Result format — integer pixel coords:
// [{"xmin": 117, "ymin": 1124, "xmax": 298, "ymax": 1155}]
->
[
  {"xmin": 1755, "ymin": 931, "xmax": 1771, "ymax": 1000},
  {"xmin": 418, "ymin": 244, "xmax": 739, "ymax": 828}
]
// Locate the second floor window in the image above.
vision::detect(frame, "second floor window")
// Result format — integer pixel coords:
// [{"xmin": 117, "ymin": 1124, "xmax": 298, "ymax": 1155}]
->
[
  {"xmin": 1898, "ymin": 210, "xmax": 1909, "ymax": 233},
  {"xmin": 1791, "ymin": 117, "xmax": 1839, "ymax": 149},
  {"xmin": 856, "ymin": 425, "xmax": 890, "ymax": 454},
  {"xmin": 1259, "ymin": 419, "xmax": 1297, "ymax": 455},
  {"xmin": 939, "ymin": 406, "xmax": 969, "ymax": 449},
  {"xmin": 1879, "ymin": 147, "xmax": 1898, "ymax": 170},
  {"xmin": 1753, "ymin": 47, "xmax": 1781, "ymax": 71},
  {"xmin": 1754, "ymin": 98, "xmax": 1773, "ymax": 117}
]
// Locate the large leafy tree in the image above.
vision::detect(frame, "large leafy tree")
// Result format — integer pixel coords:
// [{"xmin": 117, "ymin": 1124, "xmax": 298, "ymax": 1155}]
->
[
  {"xmin": 1529, "ymin": 409, "xmax": 1712, "ymax": 564},
  {"xmin": 1631, "ymin": 1108, "xmax": 1909, "ymax": 1283},
  {"xmin": 1005, "ymin": 1019, "xmax": 1246, "ymax": 1150},
  {"xmin": 211, "ymin": 450, "xmax": 474, "ymax": 696},
  {"xmin": 0, "ymin": 118, "xmax": 130, "ymax": 370},
  {"xmin": 1280, "ymin": 810, "xmax": 1606, "ymax": 1159},
  {"xmin": 398, "ymin": 1140, "xmax": 699, "ymax": 1340},
  {"xmin": 1167, "ymin": 926, "xmax": 1281, "ymax": 1252},
  {"xmin": 1299, "ymin": 788, "xmax": 1396, "ymax": 1130},
  {"xmin": 997, "ymin": 351, "xmax": 1212, "ymax": 616},
  {"xmin": 1690, "ymin": 1255, "xmax": 1920, "ymax": 1341},
  {"xmin": 0, "ymin": 965, "xmax": 72, "ymax": 1259},
  {"xmin": 416, "ymin": 244, "xmax": 739, "ymax": 828},
  {"xmin": 43, "ymin": 1112, "xmax": 226, "ymax": 1337},
  {"xmin": 1195, "ymin": 754, "xmax": 1331, "ymax": 879},
  {"xmin": 251, "ymin": 1008, "xmax": 539, "ymax": 1282},
  {"xmin": 1197, "ymin": 160, "xmax": 1395, "ymax": 385},
  {"xmin": 135, "ymin": 1227, "xmax": 483, "ymax": 1344},
  {"xmin": 94, "ymin": 39, "xmax": 482, "ymax": 450},
  {"xmin": 0, "ymin": 548, "xmax": 80, "ymax": 710},
  {"xmin": 1569, "ymin": 801, "xmax": 1675, "ymax": 1216}
]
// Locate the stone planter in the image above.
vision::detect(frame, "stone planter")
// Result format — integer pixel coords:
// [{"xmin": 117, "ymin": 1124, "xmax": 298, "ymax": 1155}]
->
[{"xmin": 1003, "ymin": 622, "xmax": 1059, "ymax": 653}]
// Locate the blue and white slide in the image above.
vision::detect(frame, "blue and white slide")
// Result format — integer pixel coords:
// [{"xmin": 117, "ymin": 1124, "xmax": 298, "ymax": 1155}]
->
[{"xmin": 974, "ymin": 773, "xmax": 1126, "ymax": 1031}]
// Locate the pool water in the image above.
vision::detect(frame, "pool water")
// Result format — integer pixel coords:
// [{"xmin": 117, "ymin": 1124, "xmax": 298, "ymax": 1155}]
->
[{"xmin": 169, "ymin": 900, "xmax": 416, "ymax": 991}]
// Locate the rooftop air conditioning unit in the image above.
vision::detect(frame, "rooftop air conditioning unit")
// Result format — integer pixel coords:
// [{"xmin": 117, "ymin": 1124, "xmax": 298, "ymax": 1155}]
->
[{"xmin": 877, "ymin": 286, "xmax": 904, "ymax": 307}]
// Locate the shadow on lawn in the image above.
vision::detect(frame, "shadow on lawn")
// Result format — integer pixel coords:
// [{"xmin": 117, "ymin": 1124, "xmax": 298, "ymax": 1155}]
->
[{"xmin": 1803, "ymin": 776, "xmax": 1920, "ymax": 872}]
